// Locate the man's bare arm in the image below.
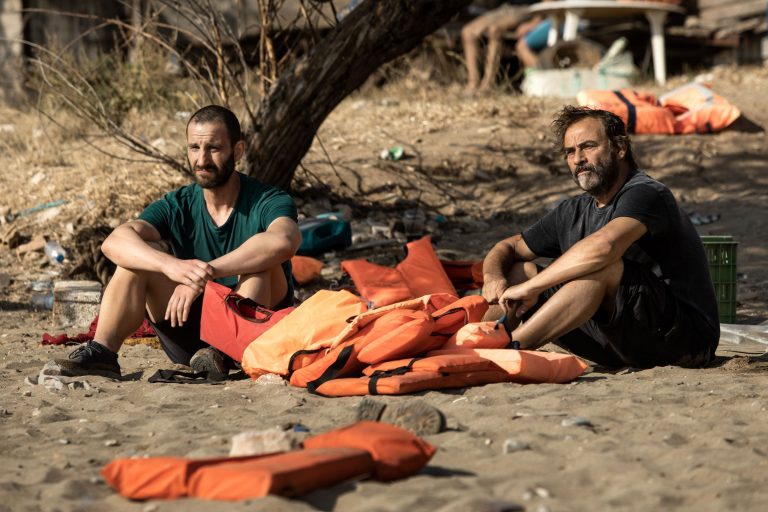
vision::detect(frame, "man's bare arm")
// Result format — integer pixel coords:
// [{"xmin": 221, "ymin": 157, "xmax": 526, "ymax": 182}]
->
[
  {"xmin": 208, "ymin": 217, "xmax": 301, "ymax": 279},
  {"xmin": 101, "ymin": 220, "xmax": 213, "ymax": 292},
  {"xmin": 482, "ymin": 234, "xmax": 538, "ymax": 304},
  {"xmin": 500, "ymin": 217, "xmax": 648, "ymax": 315}
]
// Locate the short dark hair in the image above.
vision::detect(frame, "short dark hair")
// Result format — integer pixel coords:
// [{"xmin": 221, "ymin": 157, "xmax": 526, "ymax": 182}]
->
[
  {"xmin": 187, "ymin": 105, "xmax": 242, "ymax": 145},
  {"xmin": 551, "ymin": 106, "xmax": 637, "ymax": 169}
]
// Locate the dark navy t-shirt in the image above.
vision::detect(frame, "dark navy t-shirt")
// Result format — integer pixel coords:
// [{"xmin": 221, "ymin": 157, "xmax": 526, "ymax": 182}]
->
[{"xmin": 522, "ymin": 170, "xmax": 719, "ymax": 333}]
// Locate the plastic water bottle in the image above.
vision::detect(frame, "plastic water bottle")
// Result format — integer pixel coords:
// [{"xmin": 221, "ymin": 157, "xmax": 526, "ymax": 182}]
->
[
  {"xmin": 31, "ymin": 293, "xmax": 54, "ymax": 310},
  {"xmin": 44, "ymin": 241, "xmax": 66, "ymax": 264}
]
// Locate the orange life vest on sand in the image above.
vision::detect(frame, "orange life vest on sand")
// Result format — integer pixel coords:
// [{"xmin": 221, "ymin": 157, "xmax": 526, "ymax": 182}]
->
[
  {"xmin": 429, "ymin": 348, "xmax": 588, "ymax": 384},
  {"xmin": 289, "ymin": 294, "xmax": 487, "ymax": 390},
  {"xmin": 312, "ymin": 348, "xmax": 587, "ymax": 397},
  {"xmin": 577, "ymin": 89, "xmax": 676, "ymax": 135},
  {"xmin": 341, "ymin": 236, "xmax": 457, "ymax": 308},
  {"xmin": 240, "ymin": 290, "xmax": 368, "ymax": 379},
  {"xmin": 312, "ymin": 353, "xmax": 511, "ymax": 397},
  {"xmin": 102, "ymin": 421, "xmax": 435, "ymax": 501},
  {"xmin": 659, "ymin": 82, "xmax": 741, "ymax": 134}
]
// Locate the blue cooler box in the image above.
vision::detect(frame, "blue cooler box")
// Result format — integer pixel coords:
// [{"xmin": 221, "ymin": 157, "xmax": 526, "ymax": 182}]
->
[{"xmin": 298, "ymin": 218, "xmax": 352, "ymax": 255}]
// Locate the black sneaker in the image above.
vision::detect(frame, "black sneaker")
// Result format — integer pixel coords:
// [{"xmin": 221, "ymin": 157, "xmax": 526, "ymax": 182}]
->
[
  {"xmin": 55, "ymin": 341, "xmax": 121, "ymax": 379},
  {"xmin": 190, "ymin": 347, "xmax": 229, "ymax": 381}
]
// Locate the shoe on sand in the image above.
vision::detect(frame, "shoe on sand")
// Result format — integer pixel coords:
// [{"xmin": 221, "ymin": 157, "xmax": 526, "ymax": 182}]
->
[
  {"xmin": 356, "ymin": 397, "xmax": 445, "ymax": 436},
  {"xmin": 190, "ymin": 347, "xmax": 229, "ymax": 382},
  {"xmin": 55, "ymin": 341, "xmax": 121, "ymax": 379}
]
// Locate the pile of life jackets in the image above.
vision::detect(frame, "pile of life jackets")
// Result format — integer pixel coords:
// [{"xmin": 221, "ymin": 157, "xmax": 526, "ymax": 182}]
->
[
  {"xmin": 577, "ymin": 83, "xmax": 741, "ymax": 135},
  {"xmin": 201, "ymin": 235, "xmax": 588, "ymax": 397},
  {"xmin": 102, "ymin": 421, "xmax": 436, "ymax": 500}
]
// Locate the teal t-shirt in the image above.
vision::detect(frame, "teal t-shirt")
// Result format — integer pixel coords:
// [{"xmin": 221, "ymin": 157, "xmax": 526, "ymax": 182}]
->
[{"xmin": 138, "ymin": 172, "xmax": 298, "ymax": 292}]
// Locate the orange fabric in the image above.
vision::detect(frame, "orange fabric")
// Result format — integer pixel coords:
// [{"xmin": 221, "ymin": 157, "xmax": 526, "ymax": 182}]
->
[
  {"xmin": 342, "ymin": 236, "xmax": 457, "ymax": 308},
  {"xmin": 241, "ymin": 290, "xmax": 367, "ymax": 379},
  {"xmin": 187, "ymin": 447, "xmax": 374, "ymax": 500},
  {"xmin": 303, "ymin": 421, "xmax": 436, "ymax": 482},
  {"xmin": 660, "ymin": 83, "xmax": 740, "ymax": 134},
  {"xmin": 440, "ymin": 259, "xmax": 482, "ymax": 290},
  {"xmin": 363, "ymin": 353, "xmax": 503, "ymax": 375},
  {"xmin": 101, "ymin": 455, "xmax": 259, "ymax": 500},
  {"xmin": 428, "ymin": 348, "xmax": 588, "ymax": 384},
  {"xmin": 444, "ymin": 321, "xmax": 510, "ymax": 349},
  {"xmin": 314, "ymin": 369, "xmax": 509, "ymax": 397},
  {"xmin": 289, "ymin": 309, "xmax": 435, "ymax": 388},
  {"xmin": 291, "ymin": 255, "xmax": 324, "ymax": 285},
  {"xmin": 426, "ymin": 295, "xmax": 489, "ymax": 352},
  {"xmin": 577, "ymin": 89, "xmax": 676, "ymax": 135},
  {"xmin": 471, "ymin": 260, "xmax": 484, "ymax": 286}
]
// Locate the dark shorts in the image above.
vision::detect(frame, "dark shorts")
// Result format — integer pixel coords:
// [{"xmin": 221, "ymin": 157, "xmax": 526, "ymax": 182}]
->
[
  {"xmin": 148, "ymin": 291, "xmax": 294, "ymax": 366},
  {"xmin": 528, "ymin": 260, "xmax": 718, "ymax": 369}
]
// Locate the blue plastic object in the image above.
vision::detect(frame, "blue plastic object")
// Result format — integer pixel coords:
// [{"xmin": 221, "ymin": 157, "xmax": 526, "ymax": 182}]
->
[{"xmin": 298, "ymin": 218, "xmax": 352, "ymax": 256}]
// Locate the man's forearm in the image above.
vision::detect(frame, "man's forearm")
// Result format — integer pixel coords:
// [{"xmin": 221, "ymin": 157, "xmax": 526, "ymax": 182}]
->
[
  {"xmin": 102, "ymin": 226, "xmax": 174, "ymax": 273},
  {"xmin": 209, "ymin": 231, "xmax": 296, "ymax": 279}
]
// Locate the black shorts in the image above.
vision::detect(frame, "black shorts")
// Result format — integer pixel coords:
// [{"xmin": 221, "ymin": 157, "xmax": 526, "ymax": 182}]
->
[
  {"xmin": 529, "ymin": 259, "xmax": 718, "ymax": 369},
  {"xmin": 148, "ymin": 291, "xmax": 294, "ymax": 365}
]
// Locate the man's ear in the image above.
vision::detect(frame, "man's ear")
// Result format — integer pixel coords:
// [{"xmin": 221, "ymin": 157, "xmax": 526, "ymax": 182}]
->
[
  {"xmin": 233, "ymin": 140, "xmax": 245, "ymax": 162},
  {"xmin": 615, "ymin": 142, "xmax": 627, "ymax": 160}
]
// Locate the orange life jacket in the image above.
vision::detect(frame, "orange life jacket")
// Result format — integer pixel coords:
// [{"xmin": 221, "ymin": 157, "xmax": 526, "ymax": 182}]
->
[
  {"xmin": 102, "ymin": 421, "xmax": 434, "ymax": 500},
  {"xmin": 289, "ymin": 294, "xmax": 487, "ymax": 391},
  {"xmin": 428, "ymin": 348, "xmax": 588, "ymax": 384},
  {"xmin": 577, "ymin": 89, "xmax": 676, "ymax": 135},
  {"xmin": 312, "ymin": 353, "xmax": 510, "ymax": 397},
  {"xmin": 443, "ymin": 321, "xmax": 511, "ymax": 349},
  {"xmin": 658, "ymin": 82, "xmax": 741, "ymax": 134},
  {"xmin": 291, "ymin": 255, "xmax": 324, "ymax": 285},
  {"xmin": 186, "ymin": 447, "xmax": 374, "ymax": 500},
  {"xmin": 303, "ymin": 421, "xmax": 437, "ymax": 482},
  {"xmin": 240, "ymin": 290, "xmax": 368, "ymax": 379},
  {"xmin": 440, "ymin": 259, "xmax": 484, "ymax": 290},
  {"xmin": 341, "ymin": 236, "xmax": 457, "ymax": 308}
]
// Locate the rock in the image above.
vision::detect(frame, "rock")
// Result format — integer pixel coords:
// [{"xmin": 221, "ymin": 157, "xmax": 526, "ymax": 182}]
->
[
  {"xmin": 502, "ymin": 439, "xmax": 531, "ymax": 454},
  {"xmin": 254, "ymin": 373, "xmax": 287, "ymax": 386},
  {"xmin": 561, "ymin": 416, "xmax": 593, "ymax": 428},
  {"xmin": 104, "ymin": 439, "xmax": 120, "ymax": 447},
  {"xmin": 229, "ymin": 427, "xmax": 306, "ymax": 457}
]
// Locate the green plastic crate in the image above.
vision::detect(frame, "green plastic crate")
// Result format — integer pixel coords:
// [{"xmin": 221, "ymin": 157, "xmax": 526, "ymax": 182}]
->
[{"xmin": 700, "ymin": 236, "xmax": 737, "ymax": 324}]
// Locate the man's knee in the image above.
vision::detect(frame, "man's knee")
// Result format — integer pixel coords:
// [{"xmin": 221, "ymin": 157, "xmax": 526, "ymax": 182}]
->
[{"xmin": 508, "ymin": 261, "xmax": 538, "ymax": 285}]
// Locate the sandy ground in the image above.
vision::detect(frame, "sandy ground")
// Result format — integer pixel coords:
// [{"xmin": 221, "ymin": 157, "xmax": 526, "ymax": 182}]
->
[{"xmin": 1, "ymin": 64, "xmax": 768, "ymax": 511}]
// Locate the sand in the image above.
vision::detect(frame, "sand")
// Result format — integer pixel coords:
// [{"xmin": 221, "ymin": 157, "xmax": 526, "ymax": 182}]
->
[{"xmin": 1, "ymin": 63, "xmax": 768, "ymax": 510}]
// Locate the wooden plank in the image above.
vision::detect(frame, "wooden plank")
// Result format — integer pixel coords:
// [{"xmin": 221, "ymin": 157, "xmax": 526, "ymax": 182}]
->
[{"xmin": 699, "ymin": 0, "xmax": 766, "ymax": 21}]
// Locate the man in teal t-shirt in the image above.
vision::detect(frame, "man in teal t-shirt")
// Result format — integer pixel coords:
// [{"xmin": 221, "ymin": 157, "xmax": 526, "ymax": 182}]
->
[{"xmin": 60, "ymin": 105, "xmax": 301, "ymax": 380}]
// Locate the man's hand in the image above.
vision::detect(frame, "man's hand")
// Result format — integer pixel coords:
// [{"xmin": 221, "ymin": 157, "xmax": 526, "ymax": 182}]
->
[
  {"xmin": 162, "ymin": 259, "xmax": 214, "ymax": 293},
  {"xmin": 499, "ymin": 282, "xmax": 540, "ymax": 319},
  {"xmin": 482, "ymin": 277, "xmax": 510, "ymax": 306},
  {"xmin": 165, "ymin": 284, "xmax": 202, "ymax": 328}
]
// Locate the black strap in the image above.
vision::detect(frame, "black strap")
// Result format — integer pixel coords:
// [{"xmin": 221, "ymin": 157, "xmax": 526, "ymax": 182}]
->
[
  {"xmin": 287, "ymin": 348, "xmax": 323, "ymax": 378},
  {"xmin": 431, "ymin": 306, "xmax": 469, "ymax": 337},
  {"xmin": 613, "ymin": 90, "xmax": 637, "ymax": 134},
  {"xmin": 367, "ymin": 358, "xmax": 419, "ymax": 395},
  {"xmin": 148, "ymin": 369, "xmax": 223, "ymax": 384},
  {"xmin": 307, "ymin": 345, "xmax": 354, "ymax": 394}
]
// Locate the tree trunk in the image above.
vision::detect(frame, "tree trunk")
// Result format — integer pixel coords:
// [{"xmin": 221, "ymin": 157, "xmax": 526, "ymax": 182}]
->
[{"xmin": 242, "ymin": 0, "xmax": 471, "ymax": 190}]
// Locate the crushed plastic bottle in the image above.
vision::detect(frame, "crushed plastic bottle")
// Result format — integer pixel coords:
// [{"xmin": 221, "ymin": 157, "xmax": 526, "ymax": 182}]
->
[
  {"xmin": 44, "ymin": 241, "xmax": 66, "ymax": 264},
  {"xmin": 31, "ymin": 293, "xmax": 54, "ymax": 310}
]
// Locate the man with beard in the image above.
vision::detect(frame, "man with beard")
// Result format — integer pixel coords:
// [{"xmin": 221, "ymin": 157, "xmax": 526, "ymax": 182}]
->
[
  {"xmin": 62, "ymin": 105, "xmax": 300, "ymax": 379},
  {"xmin": 482, "ymin": 106, "xmax": 719, "ymax": 368}
]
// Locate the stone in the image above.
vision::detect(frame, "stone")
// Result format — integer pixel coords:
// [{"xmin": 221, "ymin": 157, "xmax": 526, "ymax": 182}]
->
[
  {"xmin": 229, "ymin": 427, "xmax": 306, "ymax": 457},
  {"xmin": 53, "ymin": 280, "xmax": 102, "ymax": 328},
  {"xmin": 561, "ymin": 416, "xmax": 593, "ymax": 428},
  {"xmin": 502, "ymin": 439, "xmax": 531, "ymax": 454},
  {"xmin": 104, "ymin": 439, "xmax": 120, "ymax": 447},
  {"xmin": 254, "ymin": 373, "xmax": 287, "ymax": 386}
]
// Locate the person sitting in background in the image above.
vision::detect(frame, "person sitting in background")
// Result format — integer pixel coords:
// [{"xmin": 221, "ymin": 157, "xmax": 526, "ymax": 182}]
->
[{"xmin": 461, "ymin": 0, "xmax": 552, "ymax": 92}]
